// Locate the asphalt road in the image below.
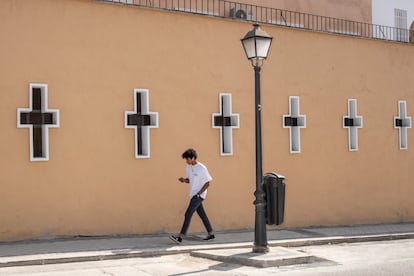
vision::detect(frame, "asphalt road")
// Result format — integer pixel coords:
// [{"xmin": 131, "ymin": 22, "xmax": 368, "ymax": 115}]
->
[{"xmin": 1, "ymin": 238, "xmax": 414, "ymax": 275}]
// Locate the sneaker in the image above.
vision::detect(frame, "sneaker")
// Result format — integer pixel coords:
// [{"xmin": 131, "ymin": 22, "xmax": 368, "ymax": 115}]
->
[
  {"xmin": 203, "ymin": 234, "xmax": 215, "ymax": 241},
  {"xmin": 169, "ymin": 235, "xmax": 182, "ymax": 244}
]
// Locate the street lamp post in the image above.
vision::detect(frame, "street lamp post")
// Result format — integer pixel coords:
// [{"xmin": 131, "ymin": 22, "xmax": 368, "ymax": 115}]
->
[{"xmin": 241, "ymin": 23, "xmax": 273, "ymax": 254}]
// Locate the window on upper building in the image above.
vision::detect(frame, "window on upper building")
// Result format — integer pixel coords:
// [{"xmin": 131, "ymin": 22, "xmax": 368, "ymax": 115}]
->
[{"xmin": 394, "ymin": 8, "xmax": 408, "ymax": 42}]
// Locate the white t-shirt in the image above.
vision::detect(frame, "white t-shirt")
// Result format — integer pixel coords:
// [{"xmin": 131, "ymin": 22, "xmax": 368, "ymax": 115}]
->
[{"xmin": 186, "ymin": 162, "xmax": 212, "ymax": 199}]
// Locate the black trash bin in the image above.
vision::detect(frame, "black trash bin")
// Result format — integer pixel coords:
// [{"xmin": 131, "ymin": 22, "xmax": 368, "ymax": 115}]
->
[{"xmin": 263, "ymin": 172, "xmax": 285, "ymax": 225}]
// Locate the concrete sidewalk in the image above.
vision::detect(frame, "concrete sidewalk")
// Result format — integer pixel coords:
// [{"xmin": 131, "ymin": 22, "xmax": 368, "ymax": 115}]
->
[{"xmin": 0, "ymin": 222, "xmax": 413, "ymax": 268}]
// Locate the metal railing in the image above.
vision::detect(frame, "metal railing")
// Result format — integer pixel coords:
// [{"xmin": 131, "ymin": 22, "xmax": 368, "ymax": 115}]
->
[{"xmin": 99, "ymin": 0, "xmax": 414, "ymax": 44}]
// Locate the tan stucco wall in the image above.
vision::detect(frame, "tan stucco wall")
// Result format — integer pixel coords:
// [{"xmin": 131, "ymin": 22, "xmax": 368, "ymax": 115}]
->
[{"xmin": 0, "ymin": 0, "xmax": 413, "ymax": 241}]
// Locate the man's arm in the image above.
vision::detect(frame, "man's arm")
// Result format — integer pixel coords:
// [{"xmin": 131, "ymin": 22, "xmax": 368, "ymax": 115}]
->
[{"xmin": 197, "ymin": 182, "xmax": 210, "ymax": 196}]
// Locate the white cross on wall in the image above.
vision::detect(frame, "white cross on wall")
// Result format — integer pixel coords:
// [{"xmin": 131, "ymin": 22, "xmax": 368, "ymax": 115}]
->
[
  {"xmin": 282, "ymin": 96, "xmax": 306, "ymax": 154},
  {"xmin": 125, "ymin": 89, "xmax": 159, "ymax": 158},
  {"xmin": 212, "ymin": 93, "xmax": 240, "ymax": 156},
  {"xmin": 394, "ymin": 100, "xmax": 411, "ymax": 150},
  {"xmin": 17, "ymin": 83, "xmax": 60, "ymax": 161},
  {"xmin": 343, "ymin": 99, "xmax": 363, "ymax": 151}
]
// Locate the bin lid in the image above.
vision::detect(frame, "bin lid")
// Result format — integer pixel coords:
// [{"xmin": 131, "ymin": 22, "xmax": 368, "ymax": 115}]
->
[{"xmin": 265, "ymin": 172, "xmax": 285, "ymax": 179}]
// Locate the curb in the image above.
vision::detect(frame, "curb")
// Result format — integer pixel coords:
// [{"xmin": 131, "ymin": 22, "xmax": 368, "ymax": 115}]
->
[{"xmin": 268, "ymin": 232, "xmax": 414, "ymax": 247}]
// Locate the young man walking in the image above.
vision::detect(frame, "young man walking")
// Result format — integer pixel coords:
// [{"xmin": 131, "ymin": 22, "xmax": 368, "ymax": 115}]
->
[{"xmin": 170, "ymin": 148, "xmax": 215, "ymax": 243}]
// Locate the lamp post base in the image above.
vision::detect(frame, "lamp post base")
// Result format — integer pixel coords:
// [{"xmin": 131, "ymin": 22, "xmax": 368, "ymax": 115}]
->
[{"xmin": 253, "ymin": 245, "xmax": 269, "ymax": 254}]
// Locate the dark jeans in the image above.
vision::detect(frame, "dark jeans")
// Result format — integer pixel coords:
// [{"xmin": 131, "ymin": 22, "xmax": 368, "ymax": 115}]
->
[{"xmin": 180, "ymin": 195, "xmax": 213, "ymax": 235}]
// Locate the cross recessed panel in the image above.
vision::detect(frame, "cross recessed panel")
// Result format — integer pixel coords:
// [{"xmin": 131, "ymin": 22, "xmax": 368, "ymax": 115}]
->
[
  {"xmin": 212, "ymin": 93, "xmax": 240, "ymax": 156},
  {"xmin": 125, "ymin": 89, "xmax": 159, "ymax": 158},
  {"xmin": 343, "ymin": 99, "xmax": 363, "ymax": 151},
  {"xmin": 282, "ymin": 96, "xmax": 306, "ymax": 154},
  {"xmin": 394, "ymin": 100, "xmax": 411, "ymax": 150},
  {"xmin": 17, "ymin": 83, "xmax": 60, "ymax": 161}
]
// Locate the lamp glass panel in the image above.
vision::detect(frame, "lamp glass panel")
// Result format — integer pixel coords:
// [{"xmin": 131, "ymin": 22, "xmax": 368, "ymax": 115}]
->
[
  {"xmin": 256, "ymin": 37, "xmax": 271, "ymax": 58},
  {"xmin": 242, "ymin": 37, "xmax": 256, "ymax": 59}
]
